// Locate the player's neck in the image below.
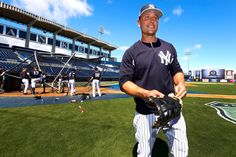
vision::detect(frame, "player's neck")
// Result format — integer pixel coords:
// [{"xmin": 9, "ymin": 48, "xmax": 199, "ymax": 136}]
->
[
  {"xmin": 141, "ymin": 38, "xmax": 160, "ymax": 48},
  {"xmin": 141, "ymin": 35, "xmax": 157, "ymax": 43}
]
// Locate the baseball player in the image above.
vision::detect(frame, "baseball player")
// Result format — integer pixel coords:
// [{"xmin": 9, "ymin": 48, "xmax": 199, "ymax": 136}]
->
[
  {"xmin": 0, "ymin": 67, "xmax": 5, "ymax": 93},
  {"xmin": 58, "ymin": 72, "xmax": 68, "ymax": 93},
  {"xmin": 119, "ymin": 4, "xmax": 188, "ymax": 157},
  {"xmin": 20, "ymin": 67, "xmax": 30, "ymax": 95},
  {"xmin": 67, "ymin": 69, "xmax": 76, "ymax": 96},
  {"xmin": 30, "ymin": 66, "xmax": 43, "ymax": 95},
  {"xmin": 89, "ymin": 67, "xmax": 101, "ymax": 97}
]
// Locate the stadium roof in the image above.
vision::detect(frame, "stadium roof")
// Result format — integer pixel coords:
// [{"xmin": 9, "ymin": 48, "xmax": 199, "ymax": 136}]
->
[{"xmin": 0, "ymin": 2, "xmax": 118, "ymax": 51}]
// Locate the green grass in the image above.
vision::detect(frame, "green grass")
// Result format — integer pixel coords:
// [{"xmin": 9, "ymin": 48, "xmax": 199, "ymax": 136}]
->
[
  {"xmin": 0, "ymin": 83, "xmax": 236, "ymax": 157},
  {"xmin": 187, "ymin": 82, "xmax": 236, "ymax": 95},
  {"xmin": 0, "ymin": 99, "xmax": 135, "ymax": 157}
]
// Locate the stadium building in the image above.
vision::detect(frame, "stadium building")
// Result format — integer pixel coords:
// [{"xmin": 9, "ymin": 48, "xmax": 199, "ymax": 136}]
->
[
  {"xmin": 0, "ymin": 2, "xmax": 120, "ymax": 92},
  {"xmin": 186, "ymin": 69, "xmax": 235, "ymax": 83}
]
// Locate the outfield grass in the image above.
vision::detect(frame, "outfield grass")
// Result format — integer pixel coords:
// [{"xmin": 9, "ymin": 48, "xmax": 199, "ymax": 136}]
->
[
  {"xmin": 0, "ymin": 83, "xmax": 236, "ymax": 157},
  {"xmin": 186, "ymin": 82, "xmax": 236, "ymax": 95}
]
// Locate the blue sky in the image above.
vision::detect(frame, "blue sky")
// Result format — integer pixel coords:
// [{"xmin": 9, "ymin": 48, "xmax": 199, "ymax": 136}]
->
[{"xmin": 2, "ymin": 0, "xmax": 236, "ymax": 73}]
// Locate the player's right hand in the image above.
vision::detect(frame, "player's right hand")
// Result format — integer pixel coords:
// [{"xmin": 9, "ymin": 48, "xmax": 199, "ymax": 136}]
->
[{"xmin": 143, "ymin": 89, "xmax": 164, "ymax": 99}]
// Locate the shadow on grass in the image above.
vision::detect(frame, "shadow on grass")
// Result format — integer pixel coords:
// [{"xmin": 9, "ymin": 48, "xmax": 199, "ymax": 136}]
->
[{"xmin": 132, "ymin": 138, "xmax": 169, "ymax": 157}]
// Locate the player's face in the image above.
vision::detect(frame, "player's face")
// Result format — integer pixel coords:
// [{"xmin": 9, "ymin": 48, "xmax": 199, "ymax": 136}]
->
[{"xmin": 138, "ymin": 11, "xmax": 159, "ymax": 36}]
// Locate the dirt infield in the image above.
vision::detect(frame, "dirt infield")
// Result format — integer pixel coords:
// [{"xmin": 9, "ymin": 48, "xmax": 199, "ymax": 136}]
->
[
  {"xmin": 0, "ymin": 86, "xmax": 123, "ymax": 97},
  {"xmin": 0, "ymin": 86, "xmax": 236, "ymax": 99},
  {"xmin": 187, "ymin": 94, "xmax": 236, "ymax": 99}
]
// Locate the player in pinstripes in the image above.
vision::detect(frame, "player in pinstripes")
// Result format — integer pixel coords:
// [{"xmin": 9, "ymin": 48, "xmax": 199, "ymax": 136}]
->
[
  {"xmin": 20, "ymin": 67, "xmax": 30, "ymax": 95},
  {"xmin": 30, "ymin": 66, "xmax": 43, "ymax": 95},
  {"xmin": 89, "ymin": 67, "xmax": 102, "ymax": 97},
  {"xmin": 67, "ymin": 69, "xmax": 76, "ymax": 96},
  {"xmin": 119, "ymin": 4, "xmax": 188, "ymax": 157}
]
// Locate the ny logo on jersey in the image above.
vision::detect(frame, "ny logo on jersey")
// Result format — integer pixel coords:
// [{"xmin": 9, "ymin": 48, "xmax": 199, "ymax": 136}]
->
[{"xmin": 158, "ymin": 51, "xmax": 173, "ymax": 65}]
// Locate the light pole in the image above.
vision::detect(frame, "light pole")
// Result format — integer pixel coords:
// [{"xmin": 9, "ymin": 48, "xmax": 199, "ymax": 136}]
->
[
  {"xmin": 98, "ymin": 26, "xmax": 104, "ymax": 40},
  {"xmin": 185, "ymin": 52, "xmax": 192, "ymax": 75}
]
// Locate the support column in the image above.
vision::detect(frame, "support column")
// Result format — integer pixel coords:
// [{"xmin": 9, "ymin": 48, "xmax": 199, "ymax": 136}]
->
[
  {"xmin": 51, "ymin": 28, "xmax": 63, "ymax": 55},
  {"xmin": 25, "ymin": 19, "xmax": 37, "ymax": 48}
]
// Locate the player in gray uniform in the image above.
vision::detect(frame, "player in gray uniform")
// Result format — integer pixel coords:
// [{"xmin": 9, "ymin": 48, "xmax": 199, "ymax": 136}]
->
[{"xmin": 119, "ymin": 4, "xmax": 188, "ymax": 157}]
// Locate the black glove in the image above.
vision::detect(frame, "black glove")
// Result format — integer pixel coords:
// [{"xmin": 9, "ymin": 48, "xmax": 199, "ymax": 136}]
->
[{"xmin": 148, "ymin": 95, "xmax": 182, "ymax": 128}]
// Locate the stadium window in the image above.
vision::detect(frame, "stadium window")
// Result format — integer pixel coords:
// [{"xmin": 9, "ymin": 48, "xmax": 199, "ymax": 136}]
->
[
  {"xmin": 75, "ymin": 45, "xmax": 78, "ymax": 51},
  {"xmin": 6, "ymin": 27, "xmax": 17, "ymax": 37},
  {"xmin": 48, "ymin": 38, "xmax": 53, "ymax": 45},
  {"xmin": 85, "ymin": 48, "xmax": 88, "ymax": 54},
  {"xmin": 98, "ymin": 51, "xmax": 102, "ymax": 56},
  {"xmin": 79, "ymin": 46, "xmax": 85, "ymax": 53},
  {"xmin": 56, "ymin": 40, "xmax": 60, "ymax": 47},
  {"xmin": 38, "ymin": 35, "xmax": 46, "ymax": 44},
  {"xmin": 19, "ymin": 30, "xmax": 26, "ymax": 39},
  {"xmin": 92, "ymin": 50, "xmax": 97, "ymax": 55},
  {"xmin": 69, "ymin": 43, "xmax": 73, "ymax": 50},
  {"xmin": 0, "ymin": 25, "xmax": 3, "ymax": 34},
  {"xmin": 30, "ymin": 33, "xmax": 37, "ymax": 41},
  {"xmin": 61, "ymin": 41, "xmax": 68, "ymax": 49}
]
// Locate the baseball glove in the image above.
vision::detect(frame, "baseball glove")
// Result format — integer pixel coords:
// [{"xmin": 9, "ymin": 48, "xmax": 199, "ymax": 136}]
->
[{"xmin": 148, "ymin": 95, "xmax": 182, "ymax": 128}]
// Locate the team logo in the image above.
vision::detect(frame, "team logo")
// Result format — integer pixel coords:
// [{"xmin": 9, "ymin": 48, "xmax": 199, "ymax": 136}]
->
[
  {"xmin": 149, "ymin": 4, "xmax": 155, "ymax": 9},
  {"xmin": 206, "ymin": 101, "xmax": 236, "ymax": 124},
  {"xmin": 158, "ymin": 51, "xmax": 173, "ymax": 65},
  {"xmin": 209, "ymin": 70, "xmax": 217, "ymax": 76}
]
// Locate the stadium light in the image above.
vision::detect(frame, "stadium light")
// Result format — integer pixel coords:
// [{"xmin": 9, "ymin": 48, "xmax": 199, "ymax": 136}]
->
[{"xmin": 98, "ymin": 26, "xmax": 104, "ymax": 40}]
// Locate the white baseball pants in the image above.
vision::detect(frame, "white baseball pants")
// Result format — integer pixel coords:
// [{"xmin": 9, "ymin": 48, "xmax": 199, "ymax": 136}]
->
[
  {"xmin": 92, "ymin": 79, "xmax": 101, "ymax": 97},
  {"xmin": 68, "ymin": 79, "xmax": 76, "ymax": 96},
  {"xmin": 31, "ymin": 78, "xmax": 41, "ymax": 88},
  {"xmin": 133, "ymin": 112, "xmax": 188, "ymax": 157},
  {"xmin": 22, "ymin": 78, "xmax": 29, "ymax": 94}
]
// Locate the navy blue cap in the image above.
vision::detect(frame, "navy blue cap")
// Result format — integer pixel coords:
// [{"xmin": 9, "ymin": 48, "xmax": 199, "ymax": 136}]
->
[{"xmin": 139, "ymin": 4, "xmax": 163, "ymax": 18}]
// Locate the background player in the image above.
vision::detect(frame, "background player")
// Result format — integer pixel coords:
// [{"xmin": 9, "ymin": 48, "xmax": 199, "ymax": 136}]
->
[
  {"xmin": 89, "ymin": 67, "xmax": 101, "ymax": 97},
  {"xmin": 58, "ymin": 72, "xmax": 68, "ymax": 93},
  {"xmin": 20, "ymin": 67, "xmax": 30, "ymax": 95},
  {"xmin": 119, "ymin": 4, "xmax": 188, "ymax": 157},
  {"xmin": 30, "ymin": 66, "xmax": 43, "ymax": 95},
  {"xmin": 67, "ymin": 69, "xmax": 76, "ymax": 96},
  {"xmin": 0, "ymin": 67, "xmax": 6, "ymax": 93}
]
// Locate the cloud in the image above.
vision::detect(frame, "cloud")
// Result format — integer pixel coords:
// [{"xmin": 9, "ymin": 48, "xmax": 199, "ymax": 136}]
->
[
  {"xmin": 195, "ymin": 44, "xmax": 202, "ymax": 49},
  {"xmin": 184, "ymin": 44, "xmax": 202, "ymax": 53},
  {"xmin": 180, "ymin": 56, "xmax": 189, "ymax": 61},
  {"xmin": 117, "ymin": 46, "xmax": 129, "ymax": 51},
  {"xmin": 172, "ymin": 5, "xmax": 183, "ymax": 16},
  {"xmin": 163, "ymin": 17, "xmax": 170, "ymax": 23},
  {"xmin": 11, "ymin": 0, "xmax": 93, "ymax": 25},
  {"xmin": 104, "ymin": 30, "xmax": 111, "ymax": 35},
  {"xmin": 107, "ymin": 0, "xmax": 113, "ymax": 4},
  {"xmin": 204, "ymin": 65, "xmax": 218, "ymax": 69}
]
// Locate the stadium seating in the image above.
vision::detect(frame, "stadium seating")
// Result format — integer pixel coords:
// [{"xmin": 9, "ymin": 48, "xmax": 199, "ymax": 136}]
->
[{"xmin": 0, "ymin": 45, "xmax": 120, "ymax": 81}]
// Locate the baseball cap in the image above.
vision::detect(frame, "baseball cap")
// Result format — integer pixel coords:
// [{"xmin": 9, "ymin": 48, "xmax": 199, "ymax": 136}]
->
[{"xmin": 139, "ymin": 4, "xmax": 163, "ymax": 18}]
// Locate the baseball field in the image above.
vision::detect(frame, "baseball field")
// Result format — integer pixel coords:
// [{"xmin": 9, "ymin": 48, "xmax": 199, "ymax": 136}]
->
[{"xmin": 0, "ymin": 82, "xmax": 236, "ymax": 157}]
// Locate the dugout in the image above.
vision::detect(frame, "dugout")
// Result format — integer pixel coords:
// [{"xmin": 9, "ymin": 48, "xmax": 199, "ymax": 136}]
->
[{"xmin": 2, "ymin": 72, "xmax": 21, "ymax": 92}]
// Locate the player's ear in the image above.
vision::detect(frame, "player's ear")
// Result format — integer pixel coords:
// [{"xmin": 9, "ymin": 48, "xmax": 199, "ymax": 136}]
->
[{"xmin": 137, "ymin": 19, "xmax": 141, "ymax": 27}]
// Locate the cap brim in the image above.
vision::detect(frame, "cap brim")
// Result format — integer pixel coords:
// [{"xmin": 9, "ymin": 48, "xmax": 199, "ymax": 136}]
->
[{"xmin": 139, "ymin": 8, "xmax": 163, "ymax": 18}]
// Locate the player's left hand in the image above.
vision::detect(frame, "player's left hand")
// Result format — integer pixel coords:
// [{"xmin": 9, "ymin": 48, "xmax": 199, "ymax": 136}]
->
[{"xmin": 174, "ymin": 83, "xmax": 187, "ymax": 99}]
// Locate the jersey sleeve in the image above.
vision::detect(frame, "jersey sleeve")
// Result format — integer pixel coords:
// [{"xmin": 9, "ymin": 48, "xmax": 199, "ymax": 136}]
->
[
  {"xmin": 119, "ymin": 49, "xmax": 135, "ymax": 89},
  {"xmin": 169, "ymin": 44, "xmax": 183, "ymax": 76}
]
